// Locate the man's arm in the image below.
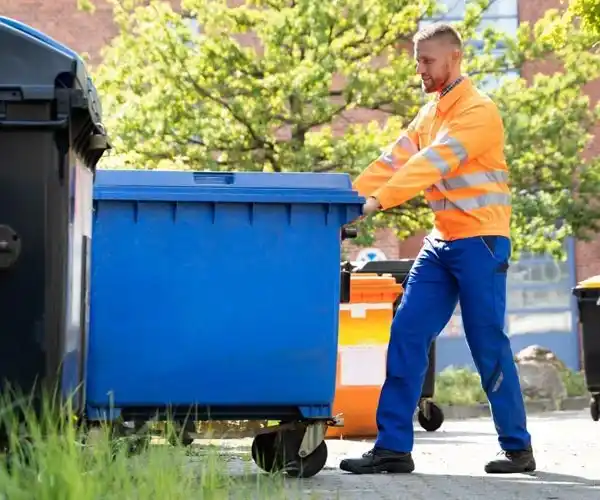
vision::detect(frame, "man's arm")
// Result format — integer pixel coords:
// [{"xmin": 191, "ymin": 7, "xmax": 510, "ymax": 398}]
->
[
  {"xmin": 371, "ymin": 103, "xmax": 503, "ymax": 210},
  {"xmin": 352, "ymin": 121, "xmax": 420, "ymax": 198}
]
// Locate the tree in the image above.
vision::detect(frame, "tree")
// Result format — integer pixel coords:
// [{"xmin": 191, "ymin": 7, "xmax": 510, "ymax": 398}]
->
[
  {"xmin": 566, "ymin": 0, "xmax": 600, "ymax": 38},
  {"xmin": 91, "ymin": 0, "xmax": 600, "ymax": 257}
]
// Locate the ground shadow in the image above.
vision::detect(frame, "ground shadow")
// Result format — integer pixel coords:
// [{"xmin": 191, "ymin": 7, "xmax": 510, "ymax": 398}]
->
[
  {"xmin": 335, "ymin": 430, "xmax": 494, "ymax": 447},
  {"xmin": 339, "ymin": 429, "xmax": 493, "ymax": 441}
]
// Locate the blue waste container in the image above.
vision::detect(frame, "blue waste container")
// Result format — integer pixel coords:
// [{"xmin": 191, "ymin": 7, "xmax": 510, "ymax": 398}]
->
[{"xmin": 87, "ymin": 169, "xmax": 363, "ymax": 477}]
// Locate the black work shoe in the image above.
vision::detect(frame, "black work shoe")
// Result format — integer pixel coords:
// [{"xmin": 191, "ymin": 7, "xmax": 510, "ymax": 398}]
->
[
  {"xmin": 485, "ymin": 448, "xmax": 536, "ymax": 474},
  {"xmin": 339, "ymin": 447, "xmax": 415, "ymax": 474}
]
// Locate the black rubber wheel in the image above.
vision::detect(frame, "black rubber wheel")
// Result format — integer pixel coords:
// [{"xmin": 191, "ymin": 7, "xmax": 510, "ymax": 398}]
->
[
  {"xmin": 591, "ymin": 398, "xmax": 599, "ymax": 422},
  {"xmin": 251, "ymin": 431, "xmax": 284, "ymax": 473},
  {"xmin": 285, "ymin": 440, "xmax": 328, "ymax": 479},
  {"xmin": 418, "ymin": 401, "xmax": 444, "ymax": 432},
  {"xmin": 252, "ymin": 427, "xmax": 328, "ymax": 478}
]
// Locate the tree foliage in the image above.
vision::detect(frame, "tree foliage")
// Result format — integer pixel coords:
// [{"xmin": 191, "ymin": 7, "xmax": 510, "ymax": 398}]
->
[
  {"xmin": 91, "ymin": 0, "xmax": 600, "ymax": 256},
  {"xmin": 567, "ymin": 0, "xmax": 600, "ymax": 38}
]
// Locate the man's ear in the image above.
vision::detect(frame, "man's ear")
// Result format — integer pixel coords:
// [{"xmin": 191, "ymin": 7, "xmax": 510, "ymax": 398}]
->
[{"xmin": 452, "ymin": 48, "xmax": 462, "ymax": 63}]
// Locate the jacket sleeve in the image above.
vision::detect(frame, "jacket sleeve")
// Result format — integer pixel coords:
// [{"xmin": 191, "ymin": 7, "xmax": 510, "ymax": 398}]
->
[
  {"xmin": 352, "ymin": 121, "xmax": 419, "ymax": 198},
  {"xmin": 372, "ymin": 103, "xmax": 503, "ymax": 210}
]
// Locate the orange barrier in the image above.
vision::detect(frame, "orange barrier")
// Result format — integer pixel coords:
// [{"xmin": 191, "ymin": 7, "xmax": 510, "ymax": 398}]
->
[{"xmin": 327, "ymin": 273, "xmax": 402, "ymax": 438}]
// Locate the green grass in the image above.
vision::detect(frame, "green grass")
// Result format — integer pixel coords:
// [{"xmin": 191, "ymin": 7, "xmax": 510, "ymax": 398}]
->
[
  {"xmin": 559, "ymin": 368, "xmax": 588, "ymax": 397},
  {"xmin": 0, "ymin": 393, "xmax": 299, "ymax": 500},
  {"xmin": 433, "ymin": 366, "xmax": 589, "ymax": 406},
  {"xmin": 434, "ymin": 367, "xmax": 488, "ymax": 406}
]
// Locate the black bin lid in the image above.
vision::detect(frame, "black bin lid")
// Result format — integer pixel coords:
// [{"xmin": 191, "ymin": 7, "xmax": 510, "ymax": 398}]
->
[
  {"xmin": 0, "ymin": 17, "xmax": 109, "ymax": 168},
  {"xmin": 0, "ymin": 16, "xmax": 88, "ymax": 101}
]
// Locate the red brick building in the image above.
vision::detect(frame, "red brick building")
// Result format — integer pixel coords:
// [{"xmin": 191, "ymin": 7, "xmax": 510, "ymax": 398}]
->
[{"xmin": 2, "ymin": 0, "xmax": 596, "ymax": 369}]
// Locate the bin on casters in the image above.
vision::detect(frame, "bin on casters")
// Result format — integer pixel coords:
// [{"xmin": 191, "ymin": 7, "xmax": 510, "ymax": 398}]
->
[
  {"xmin": 87, "ymin": 170, "xmax": 363, "ymax": 477},
  {"xmin": 0, "ymin": 17, "xmax": 109, "ymax": 434},
  {"xmin": 328, "ymin": 273, "xmax": 402, "ymax": 438},
  {"xmin": 573, "ymin": 275, "xmax": 600, "ymax": 421},
  {"xmin": 357, "ymin": 259, "xmax": 444, "ymax": 432}
]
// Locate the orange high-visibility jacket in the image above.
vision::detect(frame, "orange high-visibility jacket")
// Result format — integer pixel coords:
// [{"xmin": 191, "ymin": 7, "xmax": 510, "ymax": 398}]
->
[{"xmin": 353, "ymin": 77, "xmax": 511, "ymax": 240}]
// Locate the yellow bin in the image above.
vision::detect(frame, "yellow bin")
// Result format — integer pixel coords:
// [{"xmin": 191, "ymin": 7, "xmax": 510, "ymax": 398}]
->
[{"xmin": 327, "ymin": 273, "xmax": 402, "ymax": 438}]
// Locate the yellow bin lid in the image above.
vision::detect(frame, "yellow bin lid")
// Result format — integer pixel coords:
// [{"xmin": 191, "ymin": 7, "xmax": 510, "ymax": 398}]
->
[
  {"xmin": 349, "ymin": 274, "xmax": 403, "ymax": 303},
  {"xmin": 576, "ymin": 275, "xmax": 600, "ymax": 289}
]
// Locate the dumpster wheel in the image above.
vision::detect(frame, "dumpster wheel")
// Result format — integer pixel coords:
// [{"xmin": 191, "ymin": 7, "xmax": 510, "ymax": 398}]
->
[
  {"xmin": 285, "ymin": 439, "xmax": 327, "ymax": 478},
  {"xmin": 252, "ymin": 430, "xmax": 284, "ymax": 473},
  {"xmin": 417, "ymin": 400, "xmax": 444, "ymax": 432},
  {"xmin": 251, "ymin": 423, "xmax": 329, "ymax": 478},
  {"xmin": 591, "ymin": 395, "xmax": 600, "ymax": 422}
]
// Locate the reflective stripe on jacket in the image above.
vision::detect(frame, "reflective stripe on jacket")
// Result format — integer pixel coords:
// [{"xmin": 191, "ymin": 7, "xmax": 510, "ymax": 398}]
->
[{"xmin": 353, "ymin": 77, "xmax": 511, "ymax": 240}]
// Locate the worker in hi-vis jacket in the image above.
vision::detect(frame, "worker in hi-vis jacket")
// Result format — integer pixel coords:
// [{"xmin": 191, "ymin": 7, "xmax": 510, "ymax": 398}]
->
[{"xmin": 339, "ymin": 22, "xmax": 535, "ymax": 475}]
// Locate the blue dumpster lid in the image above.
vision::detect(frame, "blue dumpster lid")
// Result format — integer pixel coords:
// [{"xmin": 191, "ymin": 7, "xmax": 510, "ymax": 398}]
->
[{"xmin": 94, "ymin": 170, "xmax": 365, "ymax": 205}]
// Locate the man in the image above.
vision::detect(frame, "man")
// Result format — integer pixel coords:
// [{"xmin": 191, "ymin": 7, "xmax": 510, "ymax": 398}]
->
[{"xmin": 339, "ymin": 22, "xmax": 535, "ymax": 475}]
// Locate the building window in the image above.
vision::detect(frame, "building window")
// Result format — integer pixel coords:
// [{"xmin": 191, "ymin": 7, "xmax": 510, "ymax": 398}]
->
[
  {"xmin": 183, "ymin": 16, "xmax": 200, "ymax": 35},
  {"xmin": 423, "ymin": 0, "xmax": 518, "ymax": 30}
]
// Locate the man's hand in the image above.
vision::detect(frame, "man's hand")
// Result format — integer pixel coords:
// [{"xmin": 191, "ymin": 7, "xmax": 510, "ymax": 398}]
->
[{"xmin": 362, "ymin": 196, "xmax": 381, "ymax": 216}]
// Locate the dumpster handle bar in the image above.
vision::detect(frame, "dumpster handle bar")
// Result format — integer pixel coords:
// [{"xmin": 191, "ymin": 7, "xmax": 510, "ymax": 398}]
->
[
  {"xmin": 574, "ymin": 295, "xmax": 600, "ymax": 305},
  {"xmin": 0, "ymin": 118, "xmax": 68, "ymax": 130}
]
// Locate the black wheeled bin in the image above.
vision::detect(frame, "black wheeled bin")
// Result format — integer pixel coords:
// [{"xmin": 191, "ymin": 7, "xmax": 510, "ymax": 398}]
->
[
  {"xmin": 0, "ymin": 18, "xmax": 110, "ymax": 420},
  {"xmin": 357, "ymin": 259, "xmax": 444, "ymax": 431},
  {"xmin": 573, "ymin": 275, "xmax": 600, "ymax": 421}
]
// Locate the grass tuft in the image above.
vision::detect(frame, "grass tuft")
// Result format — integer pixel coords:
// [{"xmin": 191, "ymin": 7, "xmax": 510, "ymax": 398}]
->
[{"xmin": 0, "ymin": 391, "xmax": 297, "ymax": 500}]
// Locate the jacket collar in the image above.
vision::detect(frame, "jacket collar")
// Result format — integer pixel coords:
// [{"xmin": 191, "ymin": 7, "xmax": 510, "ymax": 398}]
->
[{"xmin": 436, "ymin": 76, "xmax": 471, "ymax": 114}]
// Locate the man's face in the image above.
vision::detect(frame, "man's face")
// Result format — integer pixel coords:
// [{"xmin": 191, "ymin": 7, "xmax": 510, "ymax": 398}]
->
[{"xmin": 414, "ymin": 38, "xmax": 460, "ymax": 93}]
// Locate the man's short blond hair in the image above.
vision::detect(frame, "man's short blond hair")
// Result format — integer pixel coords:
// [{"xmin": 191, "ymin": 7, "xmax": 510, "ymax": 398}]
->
[{"xmin": 413, "ymin": 22, "xmax": 463, "ymax": 49}]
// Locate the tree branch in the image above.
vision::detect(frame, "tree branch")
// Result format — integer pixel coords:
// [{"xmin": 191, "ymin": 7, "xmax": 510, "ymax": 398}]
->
[
  {"xmin": 155, "ymin": 9, "xmax": 277, "ymax": 157},
  {"xmin": 337, "ymin": 9, "xmax": 431, "ymax": 63}
]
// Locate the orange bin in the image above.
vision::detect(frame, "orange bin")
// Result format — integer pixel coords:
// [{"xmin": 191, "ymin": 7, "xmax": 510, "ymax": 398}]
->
[{"xmin": 327, "ymin": 273, "xmax": 402, "ymax": 438}]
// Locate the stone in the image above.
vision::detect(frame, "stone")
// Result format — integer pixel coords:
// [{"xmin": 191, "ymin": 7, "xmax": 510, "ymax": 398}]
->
[
  {"xmin": 515, "ymin": 345, "xmax": 567, "ymax": 405},
  {"xmin": 515, "ymin": 344, "xmax": 568, "ymax": 371}
]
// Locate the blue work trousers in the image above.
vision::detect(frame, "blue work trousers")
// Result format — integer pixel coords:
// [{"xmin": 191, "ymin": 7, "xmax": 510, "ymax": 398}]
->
[{"xmin": 375, "ymin": 235, "xmax": 531, "ymax": 453}]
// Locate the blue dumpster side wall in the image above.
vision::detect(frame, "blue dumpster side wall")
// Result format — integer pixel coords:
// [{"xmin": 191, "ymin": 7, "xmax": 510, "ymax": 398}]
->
[{"xmin": 87, "ymin": 170, "xmax": 363, "ymax": 420}]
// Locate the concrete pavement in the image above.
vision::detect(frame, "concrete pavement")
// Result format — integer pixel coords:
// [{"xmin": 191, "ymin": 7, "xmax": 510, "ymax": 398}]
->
[{"xmin": 205, "ymin": 410, "xmax": 600, "ymax": 499}]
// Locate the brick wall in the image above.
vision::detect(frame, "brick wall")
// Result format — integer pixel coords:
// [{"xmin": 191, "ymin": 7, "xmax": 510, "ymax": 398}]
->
[
  {"xmin": 343, "ymin": 228, "xmax": 402, "ymax": 260},
  {"xmin": 1, "ymin": 0, "xmax": 117, "ymax": 65}
]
